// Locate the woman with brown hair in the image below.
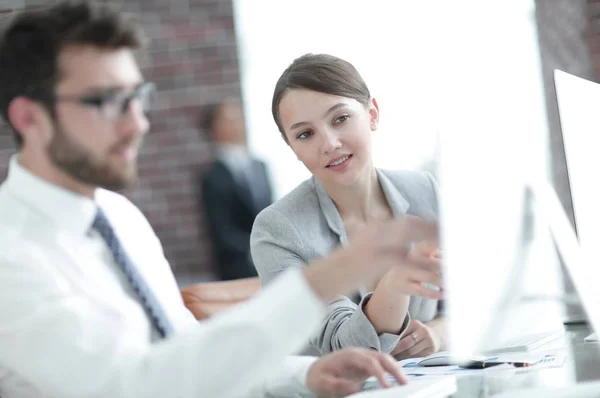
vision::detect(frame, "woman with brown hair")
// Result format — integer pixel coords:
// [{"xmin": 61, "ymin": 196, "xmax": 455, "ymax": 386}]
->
[{"xmin": 251, "ymin": 53, "xmax": 446, "ymax": 359}]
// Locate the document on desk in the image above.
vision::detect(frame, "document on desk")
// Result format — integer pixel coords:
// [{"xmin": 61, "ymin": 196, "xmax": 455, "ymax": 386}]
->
[{"xmin": 396, "ymin": 349, "xmax": 567, "ymax": 379}]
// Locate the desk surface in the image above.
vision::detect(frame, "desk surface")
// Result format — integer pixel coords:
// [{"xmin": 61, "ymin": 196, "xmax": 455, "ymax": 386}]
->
[{"xmin": 451, "ymin": 324, "xmax": 600, "ymax": 397}]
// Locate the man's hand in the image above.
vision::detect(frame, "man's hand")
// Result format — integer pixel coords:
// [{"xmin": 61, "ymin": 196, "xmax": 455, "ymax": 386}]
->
[
  {"xmin": 375, "ymin": 240, "xmax": 443, "ymax": 300},
  {"xmin": 306, "ymin": 348, "xmax": 407, "ymax": 397},
  {"xmin": 392, "ymin": 320, "xmax": 442, "ymax": 359},
  {"xmin": 364, "ymin": 240, "xmax": 442, "ymax": 335},
  {"xmin": 304, "ymin": 216, "xmax": 439, "ymax": 302}
]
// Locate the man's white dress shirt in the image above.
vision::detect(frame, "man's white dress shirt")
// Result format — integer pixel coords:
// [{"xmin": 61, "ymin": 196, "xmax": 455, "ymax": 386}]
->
[{"xmin": 0, "ymin": 155, "xmax": 324, "ymax": 398}]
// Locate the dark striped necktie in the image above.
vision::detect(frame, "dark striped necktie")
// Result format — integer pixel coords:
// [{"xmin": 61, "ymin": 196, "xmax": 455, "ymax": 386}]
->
[{"xmin": 92, "ymin": 208, "xmax": 174, "ymax": 339}]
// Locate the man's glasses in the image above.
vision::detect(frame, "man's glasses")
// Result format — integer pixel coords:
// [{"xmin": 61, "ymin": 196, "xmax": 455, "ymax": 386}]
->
[{"xmin": 54, "ymin": 82, "xmax": 156, "ymax": 121}]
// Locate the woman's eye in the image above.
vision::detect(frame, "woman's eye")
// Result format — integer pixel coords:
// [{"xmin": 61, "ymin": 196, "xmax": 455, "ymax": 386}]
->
[
  {"xmin": 297, "ymin": 130, "xmax": 312, "ymax": 139},
  {"xmin": 335, "ymin": 115, "xmax": 350, "ymax": 124}
]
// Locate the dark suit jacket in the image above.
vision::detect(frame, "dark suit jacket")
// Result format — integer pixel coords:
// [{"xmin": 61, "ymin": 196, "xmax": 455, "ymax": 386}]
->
[{"xmin": 200, "ymin": 158, "xmax": 273, "ymax": 280}]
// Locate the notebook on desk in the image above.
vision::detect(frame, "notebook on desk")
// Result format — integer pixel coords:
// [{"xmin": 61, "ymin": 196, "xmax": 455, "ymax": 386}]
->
[
  {"xmin": 353, "ymin": 376, "xmax": 456, "ymax": 398},
  {"xmin": 481, "ymin": 330, "xmax": 565, "ymax": 355},
  {"xmin": 419, "ymin": 330, "xmax": 565, "ymax": 362}
]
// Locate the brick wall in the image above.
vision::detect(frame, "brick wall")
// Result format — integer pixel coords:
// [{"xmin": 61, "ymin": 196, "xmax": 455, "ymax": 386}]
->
[
  {"xmin": 0, "ymin": 0, "xmax": 243, "ymax": 280},
  {"xmin": 588, "ymin": 0, "xmax": 600, "ymax": 79},
  {"xmin": 3, "ymin": 1, "xmax": 600, "ymax": 283}
]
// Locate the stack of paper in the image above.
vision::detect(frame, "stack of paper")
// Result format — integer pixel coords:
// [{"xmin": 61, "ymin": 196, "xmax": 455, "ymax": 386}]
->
[{"xmin": 397, "ymin": 349, "xmax": 567, "ymax": 380}]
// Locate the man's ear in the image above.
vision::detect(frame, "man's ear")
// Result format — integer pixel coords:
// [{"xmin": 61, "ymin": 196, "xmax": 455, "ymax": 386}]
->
[{"xmin": 8, "ymin": 97, "xmax": 52, "ymax": 145}]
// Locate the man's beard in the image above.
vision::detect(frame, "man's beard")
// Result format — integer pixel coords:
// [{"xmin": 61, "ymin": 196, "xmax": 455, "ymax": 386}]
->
[{"xmin": 48, "ymin": 123, "xmax": 139, "ymax": 192}]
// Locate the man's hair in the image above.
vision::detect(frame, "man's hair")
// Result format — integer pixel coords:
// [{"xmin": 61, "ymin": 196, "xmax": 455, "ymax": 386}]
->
[
  {"xmin": 199, "ymin": 102, "xmax": 224, "ymax": 134},
  {"xmin": 198, "ymin": 98, "xmax": 242, "ymax": 136},
  {"xmin": 0, "ymin": 1, "xmax": 146, "ymax": 146}
]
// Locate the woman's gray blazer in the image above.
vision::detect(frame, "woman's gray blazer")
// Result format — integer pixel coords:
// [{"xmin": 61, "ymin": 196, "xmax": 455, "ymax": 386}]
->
[{"xmin": 250, "ymin": 169, "xmax": 442, "ymax": 355}]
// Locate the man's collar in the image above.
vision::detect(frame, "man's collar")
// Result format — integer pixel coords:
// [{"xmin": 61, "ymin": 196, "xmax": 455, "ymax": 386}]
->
[{"xmin": 3, "ymin": 154, "xmax": 98, "ymax": 236}]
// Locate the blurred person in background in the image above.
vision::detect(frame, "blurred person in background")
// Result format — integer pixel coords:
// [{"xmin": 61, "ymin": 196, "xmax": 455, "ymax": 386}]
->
[{"xmin": 199, "ymin": 99, "xmax": 273, "ymax": 281}]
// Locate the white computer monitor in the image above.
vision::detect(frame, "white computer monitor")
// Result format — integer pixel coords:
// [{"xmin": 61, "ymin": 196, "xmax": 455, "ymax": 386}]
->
[
  {"xmin": 554, "ymin": 70, "xmax": 600, "ymax": 276},
  {"xmin": 435, "ymin": 39, "xmax": 557, "ymax": 359},
  {"xmin": 402, "ymin": 1, "xmax": 600, "ymax": 394},
  {"xmin": 436, "ymin": 67, "xmax": 600, "ymax": 359},
  {"xmin": 554, "ymin": 70, "xmax": 600, "ymax": 341},
  {"xmin": 462, "ymin": 149, "xmax": 600, "ymax": 398},
  {"xmin": 440, "ymin": 71, "xmax": 600, "ymax": 398},
  {"xmin": 433, "ymin": 0, "xmax": 568, "ymax": 355},
  {"xmin": 437, "ymin": 125, "xmax": 550, "ymax": 357}
]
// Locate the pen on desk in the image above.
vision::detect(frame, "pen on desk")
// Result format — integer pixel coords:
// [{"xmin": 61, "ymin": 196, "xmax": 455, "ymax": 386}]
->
[
  {"xmin": 459, "ymin": 361, "xmax": 505, "ymax": 369},
  {"xmin": 459, "ymin": 361, "xmax": 535, "ymax": 369},
  {"xmin": 507, "ymin": 361, "xmax": 535, "ymax": 368},
  {"xmin": 401, "ymin": 371, "xmax": 429, "ymax": 377}
]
